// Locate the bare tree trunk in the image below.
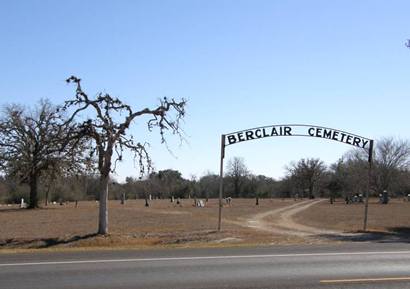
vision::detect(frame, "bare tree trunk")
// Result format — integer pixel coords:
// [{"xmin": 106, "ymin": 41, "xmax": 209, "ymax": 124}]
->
[
  {"xmin": 98, "ymin": 175, "xmax": 109, "ymax": 235},
  {"xmin": 45, "ymin": 189, "xmax": 49, "ymax": 206},
  {"xmin": 28, "ymin": 173, "xmax": 38, "ymax": 209},
  {"xmin": 145, "ymin": 194, "xmax": 149, "ymax": 207},
  {"xmin": 234, "ymin": 179, "xmax": 239, "ymax": 198},
  {"xmin": 308, "ymin": 185, "xmax": 314, "ymax": 199}
]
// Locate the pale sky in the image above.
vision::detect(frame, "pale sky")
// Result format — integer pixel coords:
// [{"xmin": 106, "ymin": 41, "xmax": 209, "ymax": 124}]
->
[{"xmin": 1, "ymin": 0, "xmax": 409, "ymax": 181}]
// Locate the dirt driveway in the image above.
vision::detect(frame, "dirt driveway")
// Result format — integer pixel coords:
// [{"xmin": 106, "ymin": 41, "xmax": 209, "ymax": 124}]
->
[{"xmin": 237, "ymin": 199, "xmax": 344, "ymax": 236}]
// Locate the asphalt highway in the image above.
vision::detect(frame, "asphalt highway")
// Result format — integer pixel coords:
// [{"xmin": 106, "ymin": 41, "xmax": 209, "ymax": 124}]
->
[{"xmin": 1, "ymin": 242, "xmax": 410, "ymax": 289}]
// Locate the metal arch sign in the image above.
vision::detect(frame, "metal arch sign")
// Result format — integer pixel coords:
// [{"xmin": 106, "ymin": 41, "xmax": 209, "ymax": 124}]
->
[
  {"xmin": 217, "ymin": 124, "xmax": 374, "ymax": 233},
  {"xmin": 224, "ymin": 124, "xmax": 372, "ymax": 150}
]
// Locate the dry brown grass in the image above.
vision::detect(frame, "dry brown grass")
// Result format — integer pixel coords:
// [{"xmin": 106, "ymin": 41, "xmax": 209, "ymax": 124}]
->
[
  {"xmin": 1, "ymin": 197, "xmax": 409, "ymax": 250},
  {"xmin": 0, "ymin": 198, "xmax": 303, "ymax": 250},
  {"xmin": 293, "ymin": 198, "xmax": 410, "ymax": 233}
]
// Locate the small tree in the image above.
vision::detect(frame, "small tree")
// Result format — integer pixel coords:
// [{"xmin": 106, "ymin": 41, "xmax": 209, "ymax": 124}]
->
[
  {"xmin": 286, "ymin": 158, "xmax": 327, "ymax": 199},
  {"xmin": 226, "ymin": 157, "xmax": 249, "ymax": 197},
  {"xmin": 64, "ymin": 76, "xmax": 186, "ymax": 235}
]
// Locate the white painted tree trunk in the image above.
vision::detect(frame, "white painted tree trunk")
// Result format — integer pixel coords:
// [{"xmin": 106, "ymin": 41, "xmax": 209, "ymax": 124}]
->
[{"xmin": 98, "ymin": 175, "xmax": 109, "ymax": 235}]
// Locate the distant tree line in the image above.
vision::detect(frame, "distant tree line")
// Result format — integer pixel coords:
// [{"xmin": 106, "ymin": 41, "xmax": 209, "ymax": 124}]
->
[{"xmin": 2, "ymin": 136, "xmax": 409, "ymax": 204}]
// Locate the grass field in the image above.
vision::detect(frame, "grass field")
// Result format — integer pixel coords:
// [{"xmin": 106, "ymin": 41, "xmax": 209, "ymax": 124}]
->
[
  {"xmin": 0, "ymin": 198, "xmax": 409, "ymax": 250},
  {"xmin": 0, "ymin": 198, "xmax": 298, "ymax": 249},
  {"xmin": 294, "ymin": 198, "xmax": 410, "ymax": 233}
]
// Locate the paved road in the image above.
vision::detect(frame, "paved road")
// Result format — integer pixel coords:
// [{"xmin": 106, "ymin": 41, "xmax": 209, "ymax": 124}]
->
[{"xmin": 1, "ymin": 242, "xmax": 410, "ymax": 289}]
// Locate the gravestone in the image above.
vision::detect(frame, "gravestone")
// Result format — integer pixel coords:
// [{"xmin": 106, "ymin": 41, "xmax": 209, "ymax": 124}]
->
[{"xmin": 380, "ymin": 191, "xmax": 389, "ymax": 204}]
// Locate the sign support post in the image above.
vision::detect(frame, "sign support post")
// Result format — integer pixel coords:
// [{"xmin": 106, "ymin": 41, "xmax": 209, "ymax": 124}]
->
[
  {"xmin": 218, "ymin": 135, "xmax": 225, "ymax": 232},
  {"xmin": 363, "ymin": 139, "xmax": 374, "ymax": 231}
]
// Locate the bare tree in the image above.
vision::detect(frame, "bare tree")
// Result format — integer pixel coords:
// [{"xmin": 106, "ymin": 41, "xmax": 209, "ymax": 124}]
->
[
  {"xmin": 0, "ymin": 100, "xmax": 83, "ymax": 208},
  {"xmin": 64, "ymin": 76, "xmax": 186, "ymax": 235},
  {"xmin": 346, "ymin": 137, "xmax": 410, "ymax": 194},
  {"xmin": 286, "ymin": 158, "xmax": 327, "ymax": 199},
  {"xmin": 226, "ymin": 157, "xmax": 249, "ymax": 197},
  {"xmin": 373, "ymin": 137, "xmax": 410, "ymax": 193}
]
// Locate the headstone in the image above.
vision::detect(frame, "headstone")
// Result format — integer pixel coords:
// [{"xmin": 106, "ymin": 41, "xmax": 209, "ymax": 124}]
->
[
  {"xmin": 381, "ymin": 191, "xmax": 389, "ymax": 204},
  {"xmin": 149, "ymin": 194, "xmax": 152, "ymax": 201},
  {"xmin": 225, "ymin": 197, "xmax": 232, "ymax": 206}
]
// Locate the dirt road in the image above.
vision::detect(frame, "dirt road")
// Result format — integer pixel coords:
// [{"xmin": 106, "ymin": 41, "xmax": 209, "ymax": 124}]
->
[{"xmin": 242, "ymin": 199, "xmax": 343, "ymax": 236}]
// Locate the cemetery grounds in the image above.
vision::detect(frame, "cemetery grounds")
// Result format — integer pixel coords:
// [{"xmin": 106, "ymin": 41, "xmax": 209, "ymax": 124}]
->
[{"xmin": 0, "ymin": 198, "xmax": 409, "ymax": 251}]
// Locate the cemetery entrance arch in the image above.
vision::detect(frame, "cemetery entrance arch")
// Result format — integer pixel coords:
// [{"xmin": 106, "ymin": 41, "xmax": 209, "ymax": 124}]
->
[{"xmin": 218, "ymin": 124, "xmax": 374, "ymax": 232}]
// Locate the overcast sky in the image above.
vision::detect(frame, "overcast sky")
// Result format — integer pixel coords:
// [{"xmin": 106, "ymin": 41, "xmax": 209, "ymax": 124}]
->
[{"xmin": 1, "ymin": 0, "xmax": 409, "ymax": 181}]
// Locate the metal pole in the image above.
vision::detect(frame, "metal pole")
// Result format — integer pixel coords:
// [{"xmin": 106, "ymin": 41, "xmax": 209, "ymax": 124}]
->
[
  {"xmin": 218, "ymin": 134, "xmax": 225, "ymax": 231},
  {"xmin": 363, "ymin": 139, "xmax": 374, "ymax": 232}
]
